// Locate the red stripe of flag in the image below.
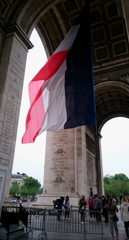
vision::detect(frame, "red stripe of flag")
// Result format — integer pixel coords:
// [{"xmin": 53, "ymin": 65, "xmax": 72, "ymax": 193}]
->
[
  {"xmin": 29, "ymin": 50, "xmax": 69, "ymax": 104},
  {"xmin": 22, "ymin": 50, "xmax": 69, "ymax": 143}
]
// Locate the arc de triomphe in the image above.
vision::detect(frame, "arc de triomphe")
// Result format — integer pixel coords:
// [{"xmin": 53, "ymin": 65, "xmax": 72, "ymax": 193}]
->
[{"xmin": 0, "ymin": 0, "xmax": 129, "ymax": 208}]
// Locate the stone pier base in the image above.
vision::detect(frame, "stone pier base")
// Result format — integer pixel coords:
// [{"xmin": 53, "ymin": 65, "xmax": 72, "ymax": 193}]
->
[{"xmin": 32, "ymin": 193, "xmax": 81, "ymax": 208}]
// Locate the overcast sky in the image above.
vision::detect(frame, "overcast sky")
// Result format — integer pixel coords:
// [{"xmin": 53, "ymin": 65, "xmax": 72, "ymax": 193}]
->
[{"xmin": 12, "ymin": 29, "xmax": 129, "ymax": 186}]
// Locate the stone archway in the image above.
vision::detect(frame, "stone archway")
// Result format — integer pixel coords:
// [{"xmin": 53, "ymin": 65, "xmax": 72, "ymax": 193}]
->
[{"xmin": 0, "ymin": 0, "xmax": 129, "ymax": 207}]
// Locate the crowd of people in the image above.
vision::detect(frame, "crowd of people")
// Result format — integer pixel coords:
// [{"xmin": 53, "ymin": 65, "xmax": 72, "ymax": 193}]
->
[
  {"xmin": 54, "ymin": 194, "xmax": 129, "ymax": 239},
  {"xmin": 81, "ymin": 194, "xmax": 129, "ymax": 239}
]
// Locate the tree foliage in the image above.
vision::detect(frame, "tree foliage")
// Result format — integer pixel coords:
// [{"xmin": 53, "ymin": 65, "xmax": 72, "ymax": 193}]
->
[
  {"xmin": 20, "ymin": 185, "xmax": 28, "ymax": 196},
  {"xmin": 104, "ymin": 177, "xmax": 110, "ymax": 185},
  {"xmin": 9, "ymin": 181, "xmax": 20, "ymax": 196},
  {"xmin": 10, "ymin": 176, "xmax": 41, "ymax": 198},
  {"xmin": 113, "ymin": 173, "xmax": 129, "ymax": 182},
  {"xmin": 20, "ymin": 176, "xmax": 41, "ymax": 197},
  {"xmin": 104, "ymin": 173, "xmax": 129, "ymax": 197}
]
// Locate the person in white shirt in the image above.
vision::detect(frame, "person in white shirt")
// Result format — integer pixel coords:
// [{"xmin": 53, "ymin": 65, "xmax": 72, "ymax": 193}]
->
[{"xmin": 120, "ymin": 196, "xmax": 129, "ymax": 239}]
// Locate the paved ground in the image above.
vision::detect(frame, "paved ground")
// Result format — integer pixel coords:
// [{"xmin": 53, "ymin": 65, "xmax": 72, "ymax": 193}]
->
[{"xmin": 0, "ymin": 207, "xmax": 127, "ymax": 240}]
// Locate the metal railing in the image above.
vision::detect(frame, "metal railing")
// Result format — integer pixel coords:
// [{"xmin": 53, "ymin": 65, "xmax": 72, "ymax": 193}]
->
[{"xmin": 26, "ymin": 208, "xmax": 104, "ymax": 240}]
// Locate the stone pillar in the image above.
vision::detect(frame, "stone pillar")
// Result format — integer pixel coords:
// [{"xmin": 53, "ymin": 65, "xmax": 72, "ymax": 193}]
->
[
  {"xmin": 37, "ymin": 128, "xmax": 81, "ymax": 207},
  {"xmin": 85, "ymin": 126, "xmax": 98, "ymax": 197},
  {"xmin": 95, "ymin": 132, "xmax": 104, "ymax": 197},
  {"xmin": 44, "ymin": 129, "xmax": 75, "ymax": 193},
  {"xmin": 0, "ymin": 23, "xmax": 33, "ymax": 202},
  {"xmin": 36, "ymin": 125, "xmax": 102, "ymax": 208},
  {"xmin": 75, "ymin": 126, "xmax": 87, "ymax": 197}
]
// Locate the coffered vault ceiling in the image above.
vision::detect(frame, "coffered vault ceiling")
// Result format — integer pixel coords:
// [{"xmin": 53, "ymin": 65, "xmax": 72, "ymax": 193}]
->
[{"xmin": 1, "ymin": 0, "xmax": 129, "ymax": 131}]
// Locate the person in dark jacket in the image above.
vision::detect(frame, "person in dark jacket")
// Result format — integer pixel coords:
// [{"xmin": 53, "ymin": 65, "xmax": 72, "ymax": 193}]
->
[
  {"xmin": 78, "ymin": 195, "xmax": 87, "ymax": 224},
  {"xmin": 93, "ymin": 194, "xmax": 102, "ymax": 222},
  {"xmin": 102, "ymin": 195, "xmax": 108, "ymax": 223},
  {"xmin": 55, "ymin": 196, "xmax": 64, "ymax": 221}
]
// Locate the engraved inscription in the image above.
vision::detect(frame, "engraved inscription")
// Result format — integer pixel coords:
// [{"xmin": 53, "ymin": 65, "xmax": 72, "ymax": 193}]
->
[
  {"xmin": 9, "ymin": 85, "xmax": 19, "ymax": 98},
  {"xmin": 86, "ymin": 134, "xmax": 95, "ymax": 154},
  {"xmin": 86, "ymin": 151, "xmax": 96, "ymax": 185},
  {"xmin": 9, "ymin": 54, "xmax": 24, "ymax": 83},
  {"xmin": 1, "ymin": 96, "xmax": 16, "ymax": 158},
  {"xmin": 50, "ymin": 131, "xmax": 75, "ymax": 190}
]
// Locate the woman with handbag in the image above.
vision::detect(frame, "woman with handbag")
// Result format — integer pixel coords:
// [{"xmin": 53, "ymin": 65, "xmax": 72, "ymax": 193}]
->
[
  {"xmin": 120, "ymin": 196, "xmax": 129, "ymax": 239},
  {"xmin": 106, "ymin": 197, "xmax": 119, "ymax": 239}
]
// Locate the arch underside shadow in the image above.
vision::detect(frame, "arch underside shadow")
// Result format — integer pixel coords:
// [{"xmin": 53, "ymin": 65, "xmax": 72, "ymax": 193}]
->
[
  {"xmin": 2, "ymin": 0, "xmax": 129, "ymax": 144},
  {"xmin": 2, "ymin": 0, "xmax": 129, "ymax": 130},
  {"xmin": 1, "ymin": 0, "xmax": 129, "ymax": 201},
  {"xmin": 21, "ymin": 0, "xmax": 129, "ymax": 129}
]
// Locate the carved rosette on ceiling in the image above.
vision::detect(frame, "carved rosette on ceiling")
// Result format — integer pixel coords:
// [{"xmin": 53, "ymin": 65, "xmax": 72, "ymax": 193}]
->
[
  {"xmin": 63, "ymin": 0, "xmax": 79, "ymax": 13},
  {"xmin": 90, "ymin": 0, "xmax": 129, "ymax": 68}
]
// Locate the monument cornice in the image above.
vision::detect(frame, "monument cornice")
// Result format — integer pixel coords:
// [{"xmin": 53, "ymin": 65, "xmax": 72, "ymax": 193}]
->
[
  {"xmin": 6, "ymin": 23, "xmax": 34, "ymax": 50},
  {"xmin": 94, "ymin": 62, "xmax": 129, "ymax": 81},
  {"xmin": 95, "ymin": 73, "xmax": 129, "ymax": 86}
]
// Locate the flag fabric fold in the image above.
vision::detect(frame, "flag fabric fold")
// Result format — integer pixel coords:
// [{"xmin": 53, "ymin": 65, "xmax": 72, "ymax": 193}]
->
[{"xmin": 22, "ymin": 1, "xmax": 96, "ymax": 143}]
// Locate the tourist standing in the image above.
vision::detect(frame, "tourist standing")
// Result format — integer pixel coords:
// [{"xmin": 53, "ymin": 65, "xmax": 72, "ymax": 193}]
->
[
  {"xmin": 64, "ymin": 196, "xmax": 71, "ymax": 219},
  {"xmin": 102, "ymin": 195, "xmax": 108, "ymax": 223},
  {"xmin": 120, "ymin": 196, "xmax": 129, "ymax": 239},
  {"xmin": 93, "ymin": 194, "xmax": 102, "ymax": 222},
  {"xmin": 106, "ymin": 197, "xmax": 119, "ymax": 239},
  {"xmin": 78, "ymin": 195, "xmax": 87, "ymax": 224},
  {"xmin": 88, "ymin": 196, "xmax": 94, "ymax": 220},
  {"xmin": 55, "ymin": 196, "xmax": 64, "ymax": 221}
]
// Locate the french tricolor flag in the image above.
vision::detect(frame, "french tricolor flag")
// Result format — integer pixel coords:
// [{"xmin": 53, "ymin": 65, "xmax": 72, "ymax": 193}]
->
[{"xmin": 22, "ymin": 2, "xmax": 96, "ymax": 143}]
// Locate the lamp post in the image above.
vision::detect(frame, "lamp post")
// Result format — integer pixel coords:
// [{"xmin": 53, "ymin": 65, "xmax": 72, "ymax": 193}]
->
[{"xmin": 28, "ymin": 179, "xmax": 32, "ymax": 207}]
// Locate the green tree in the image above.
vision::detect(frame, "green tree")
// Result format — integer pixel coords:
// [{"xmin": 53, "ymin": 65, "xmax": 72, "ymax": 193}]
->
[
  {"xmin": 104, "ymin": 174, "xmax": 129, "ymax": 197},
  {"xmin": 20, "ymin": 185, "xmax": 28, "ymax": 196},
  {"xmin": 113, "ymin": 173, "xmax": 129, "ymax": 182},
  {"xmin": 104, "ymin": 177, "xmax": 110, "ymax": 185},
  {"xmin": 104, "ymin": 183, "xmax": 111, "ymax": 196},
  {"xmin": 109, "ymin": 181, "xmax": 121, "ymax": 197},
  {"xmin": 9, "ymin": 181, "xmax": 20, "ymax": 196},
  {"xmin": 20, "ymin": 176, "xmax": 41, "ymax": 198}
]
